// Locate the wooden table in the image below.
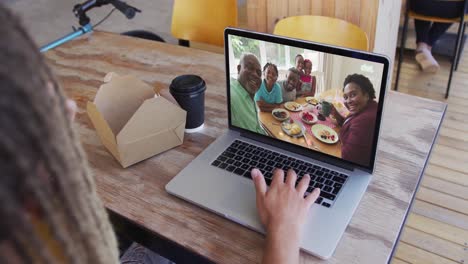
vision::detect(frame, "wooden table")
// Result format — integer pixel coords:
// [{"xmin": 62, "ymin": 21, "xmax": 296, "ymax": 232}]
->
[
  {"xmin": 258, "ymin": 96, "xmax": 343, "ymax": 157},
  {"xmin": 45, "ymin": 31, "xmax": 447, "ymax": 264}
]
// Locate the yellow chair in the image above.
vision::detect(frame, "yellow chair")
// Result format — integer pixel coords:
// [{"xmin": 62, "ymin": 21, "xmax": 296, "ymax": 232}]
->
[
  {"xmin": 394, "ymin": 0, "xmax": 468, "ymax": 98},
  {"xmin": 273, "ymin": 16, "xmax": 369, "ymax": 51},
  {"xmin": 171, "ymin": 0, "xmax": 238, "ymax": 47}
]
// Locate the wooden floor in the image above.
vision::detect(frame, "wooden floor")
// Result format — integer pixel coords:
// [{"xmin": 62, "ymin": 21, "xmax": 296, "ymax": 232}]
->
[{"xmin": 390, "ymin": 46, "xmax": 468, "ymax": 263}]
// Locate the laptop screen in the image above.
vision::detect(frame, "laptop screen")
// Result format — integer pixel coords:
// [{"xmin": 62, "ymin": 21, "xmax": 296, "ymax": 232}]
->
[{"xmin": 225, "ymin": 28, "xmax": 389, "ymax": 172}]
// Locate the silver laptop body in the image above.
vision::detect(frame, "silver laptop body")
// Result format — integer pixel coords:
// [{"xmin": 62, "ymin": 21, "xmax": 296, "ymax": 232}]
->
[{"xmin": 167, "ymin": 28, "xmax": 390, "ymax": 259}]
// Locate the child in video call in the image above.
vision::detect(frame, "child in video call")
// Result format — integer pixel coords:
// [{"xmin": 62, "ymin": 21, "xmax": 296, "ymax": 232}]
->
[
  {"xmin": 254, "ymin": 62, "xmax": 283, "ymax": 112},
  {"xmin": 298, "ymin": 59, "xmax": 316, "ymax": 97}
]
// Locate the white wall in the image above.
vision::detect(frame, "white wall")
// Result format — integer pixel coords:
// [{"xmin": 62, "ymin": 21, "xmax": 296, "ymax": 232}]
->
[{"xmin": 328, "ymin": 55, "xmax": 384, "ymax": 101}]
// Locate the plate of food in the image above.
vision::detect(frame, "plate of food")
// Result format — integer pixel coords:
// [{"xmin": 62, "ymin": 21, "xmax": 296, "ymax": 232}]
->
[
  {"xmin": 305, "ymin": 96, "xmax": 319, "ymax": 105},
  {"xmin": 284, "ymin": 101, "xmax": 302, "ymax": 112},
  {"xmin": 272, "ymin": 108, "xmax": 290, "ymax": 121},
  {"xmin": 333, "ymin": 101, "xmax": 346, "ymax": 111},
  {"xmin": 301, "ymin": 111, "xmax": 318, "ymax": 125},
  {"xmin": 311, "ymin": 124, "xmax": 339, "ymax": 144},
  {"xmin": 281, "ymin": 120, "xmax": 304, "ymax": 137}
]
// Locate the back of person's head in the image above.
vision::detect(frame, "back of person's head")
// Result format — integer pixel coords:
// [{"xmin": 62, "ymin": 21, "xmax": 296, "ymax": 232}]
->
[
  {"xmin": 0, "ymin": 4, "xmax": 118, "ymax": 263},
  {"xmin": 287, "ymin": 67, "xmax": 300, "ymax": 77}
]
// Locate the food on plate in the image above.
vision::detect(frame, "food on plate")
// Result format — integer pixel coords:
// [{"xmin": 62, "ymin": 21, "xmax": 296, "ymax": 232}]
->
[
  {"xmin": 272, "ymin": 109, "xmax": 289, "ymax": 121},
  {"xmin": 305, "ymin": 97, "xmax": 319, "ymax": 105},
  {"xmin": 301, "ymin": 111, "xmax": 317, "ymax": 124},
  {"xmin": 312, "ymin": 124, "xmax": 338, "ymax": 143},
  {"xmin": 284, "ymin": 102, "xmax": 302, "ymax": 111},
  {"xmin": 320, "ymin": 130, "xmax": 336, "ymax": 141},
  {"xmin": 289, "ymin": 124, "xmax": 302, "ymax": 135},
  {"xmin": 282, "ymin": 120, "xmax": 302, "ymax": 135},
  {"xmin": 334, "ymin": 101, "xmax": 344, "ymax": 109},
  {"xmin": 273, "ymin": 111, "xmax": 288, "ymax": 119}
]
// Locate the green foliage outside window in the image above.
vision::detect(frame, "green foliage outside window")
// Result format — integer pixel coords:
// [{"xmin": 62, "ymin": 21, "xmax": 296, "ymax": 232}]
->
[{"xmin": 231, "ymin": 36, "xmax": 260, "ymax": 59}]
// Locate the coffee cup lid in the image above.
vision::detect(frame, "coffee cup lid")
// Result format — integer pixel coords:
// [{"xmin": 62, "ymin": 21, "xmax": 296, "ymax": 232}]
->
[{"xmin": 169, "ymin": 75, "xmax": 206, "ymax": 95}]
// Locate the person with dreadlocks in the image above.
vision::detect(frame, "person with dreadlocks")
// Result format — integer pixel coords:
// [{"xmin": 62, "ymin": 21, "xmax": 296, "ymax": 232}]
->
[{"xmin": 0, "ymin": 3, "xmax": 320, "ymax": 264}]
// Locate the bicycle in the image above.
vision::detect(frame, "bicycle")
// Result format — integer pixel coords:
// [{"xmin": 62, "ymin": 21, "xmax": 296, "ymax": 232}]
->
[{"xmin": 40, "ymin": 0, "xmax": 140, "ymax": 52}]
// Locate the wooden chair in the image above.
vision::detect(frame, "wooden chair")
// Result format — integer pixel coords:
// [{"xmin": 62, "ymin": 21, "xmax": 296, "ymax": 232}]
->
[
  {"xmin": 171, "ymin": 0, "xmax": 238, "ymax": 47},
  {"xmin": 394, "ymin": 0, "xmax": 468, "ymax": 98},
  {"xmin": 273, "ymin": 16, "xmax": 369, "ymax": 51}
]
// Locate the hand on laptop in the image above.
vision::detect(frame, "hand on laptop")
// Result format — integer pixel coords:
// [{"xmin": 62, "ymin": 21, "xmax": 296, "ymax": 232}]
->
[{"xmin": 251, "ymin": 168, "xmax": 320, "ymax": 264}]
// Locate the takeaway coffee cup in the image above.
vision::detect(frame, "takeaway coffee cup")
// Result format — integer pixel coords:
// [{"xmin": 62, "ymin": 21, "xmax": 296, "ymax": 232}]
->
[{"xmin": 169, "ymin": 75, "xmax": 206, "ymax": 133}]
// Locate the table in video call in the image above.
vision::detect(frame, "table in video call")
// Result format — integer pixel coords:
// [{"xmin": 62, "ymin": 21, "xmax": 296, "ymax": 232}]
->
[
  {"xmin": 45, "ymin": 31, "xmax": 447, "ymax": 263},
  {"xmin": 258, "ymin": 90, "xmax": 347, "ymax": 158}
]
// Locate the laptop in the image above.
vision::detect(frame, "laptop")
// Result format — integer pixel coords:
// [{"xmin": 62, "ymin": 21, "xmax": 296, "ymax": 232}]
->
[{"xmin": 166, "ymin": 28, "xmax": 390, "ymax": 259}]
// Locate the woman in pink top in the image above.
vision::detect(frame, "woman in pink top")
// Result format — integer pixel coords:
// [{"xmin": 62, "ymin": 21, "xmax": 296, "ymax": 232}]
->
[{"xmin": 330, "ymin": 74, "xmax": 378, "ymax": 167}]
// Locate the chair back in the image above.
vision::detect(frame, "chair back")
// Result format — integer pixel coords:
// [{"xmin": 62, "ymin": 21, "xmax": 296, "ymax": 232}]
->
[
  {"xmin": 273, "ymin": 16, "xmax": 369, "ymax": 51},
  {"xmin": 171, "ymin": 0, "xmax": 238, "ymax": 47}
]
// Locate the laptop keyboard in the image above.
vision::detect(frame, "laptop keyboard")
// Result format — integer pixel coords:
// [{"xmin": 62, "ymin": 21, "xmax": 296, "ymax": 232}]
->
[{"xmin": 211, "ymin": 140, "xmax": 349, "ymax": 208}]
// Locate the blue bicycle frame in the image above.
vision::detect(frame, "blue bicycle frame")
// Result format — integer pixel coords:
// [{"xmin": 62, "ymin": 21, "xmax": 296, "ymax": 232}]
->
[{"xmin": 40, "ymin": 23, "xmax": 93, "ymax": 53}]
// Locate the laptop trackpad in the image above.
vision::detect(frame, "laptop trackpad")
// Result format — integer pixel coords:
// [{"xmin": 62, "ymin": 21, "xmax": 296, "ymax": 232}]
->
[{"xmin": 220, "ymin": 179, "xmax": 263, "ymax": 231}]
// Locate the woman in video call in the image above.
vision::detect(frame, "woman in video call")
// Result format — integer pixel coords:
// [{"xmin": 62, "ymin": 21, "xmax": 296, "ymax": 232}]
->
[
  {"xmin": 330, "ymin": 74, "xmax": 378, "ymax": 166},
  {"xmin": 0, "ymin": 4, "xmax": 320, "ymax": 264}
]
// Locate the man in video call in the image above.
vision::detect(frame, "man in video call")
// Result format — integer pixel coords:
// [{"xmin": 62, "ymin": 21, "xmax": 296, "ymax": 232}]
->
[
  {"xmin": 280, "ymin": 67, "xmax": 301, "ymax": 102},
  {"xmin": 230, "ymin": 53, "xmax": 266, "ymax": 135}
]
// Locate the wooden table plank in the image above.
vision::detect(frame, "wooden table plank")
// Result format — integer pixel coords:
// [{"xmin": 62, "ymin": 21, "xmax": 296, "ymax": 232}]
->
[
  {"xmin": 400, "ymin": 227, "xmax": 466, "ymax": 263},
  {"xmin": 45, "ymin": 31, "xmax": 446, "ymax": 263},
  {"xmin": 411, "ymin": 200, "xmax": 468, "ymax": 230},
  {"xmin": 421, "ymin": 176, "xmax": 468, "ymax": 200},
  {"xmin": 406, "ymin": 214, "xmax": 468, "ymax": 246},
  {"xmin": 425, "ymin": 164, "xmax": 468, "ymax": 187},
  {"xmin": 416, "ymin": 187, "xmax": 468, "ymax": 215},
  {"xmin": 395, "ymin": 242, "xmax": 458, "ymax": 264}
]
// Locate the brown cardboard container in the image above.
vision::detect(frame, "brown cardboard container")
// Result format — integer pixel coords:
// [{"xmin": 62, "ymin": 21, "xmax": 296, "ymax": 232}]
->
[{"xmin": 87, "ymin": 73, "xmax": 186, "ymax": 168}]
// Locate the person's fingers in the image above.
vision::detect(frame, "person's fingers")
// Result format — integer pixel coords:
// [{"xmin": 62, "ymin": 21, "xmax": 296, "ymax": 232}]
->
[
  {"xmin": 305, "ymin": 188, "xmax": 321, "ymax": 207},
  {"xmin": 271, "ymin": 168, "xmax": 285, "ymax": 186},
  {"xmin": 251, "ymin": 168, "xmax": 267, "ymax": 197},
  {"xmin": 297, "ymin": 174, "xmax": 310, "ymax": 194},
  {"xmin": 251, "ymin": 168, "xmax": 268, "ymax": 226},
  {"xmin": 285, "ymin": 169, "xmax": 297, "ymax": 187}
]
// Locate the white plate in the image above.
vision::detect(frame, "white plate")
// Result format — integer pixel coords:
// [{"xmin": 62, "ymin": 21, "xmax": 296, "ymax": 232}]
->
[
  {"xmin": 272, "ymin": 108, "xmax": 290, "ymax": 121},
  {"xmin": 281, "ymin": 120, "xmax": 304, "ymax": 138},
  {"xmin": 311, "ymin": 124, "xmax": 339, "ymax": 144},
  {"xmin": 301, "ymin": 111, "xmax": 318, "ymax": 125},
  {"xmin": 284, "ymin": 102, "xmax": 302, "ymax": 112}
]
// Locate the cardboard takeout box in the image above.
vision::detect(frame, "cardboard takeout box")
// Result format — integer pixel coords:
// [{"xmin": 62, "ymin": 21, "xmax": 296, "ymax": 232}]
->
[{"xmin": 87, "ymin": 73, "xmax": 186, "ymax": 168}]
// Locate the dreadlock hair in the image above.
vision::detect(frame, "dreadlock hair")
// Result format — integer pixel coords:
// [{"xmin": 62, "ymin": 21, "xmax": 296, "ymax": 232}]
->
[{"xmin": 0, "ymin": 4, "xmax": 119, "ymax": 263}]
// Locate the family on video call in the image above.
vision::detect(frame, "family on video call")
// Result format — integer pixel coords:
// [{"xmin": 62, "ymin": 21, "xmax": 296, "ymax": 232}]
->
[{"xmin": 230, "ymin": 45, "xmax": 381, "ymax": 167}]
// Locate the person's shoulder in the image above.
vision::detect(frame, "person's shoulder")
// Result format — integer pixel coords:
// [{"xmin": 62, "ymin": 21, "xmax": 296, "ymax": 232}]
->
[
  {"xmin": 230, "ymin": 79, "xmax": 245, "ymax": 98},
  {"xmin": 353, "ymin": 101, "xmax": 378, "ymax": 123},
  {"xmin": 273, "ymin": 82, "xmax": 282, "ymax": 91}
]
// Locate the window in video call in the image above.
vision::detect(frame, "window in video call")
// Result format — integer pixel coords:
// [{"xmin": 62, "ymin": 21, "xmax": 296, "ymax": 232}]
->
[{"xmin": 228, "ymin": 34, "xmax": 385, "ymax": 167}]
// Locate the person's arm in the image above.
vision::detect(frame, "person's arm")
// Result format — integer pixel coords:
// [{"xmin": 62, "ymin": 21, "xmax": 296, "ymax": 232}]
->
[
  {"xmin": 256, "ymin": 100, "xmax": 282, "ymax": 112},
  {"xmin": 251, "ymin": 169, "xmax": 320, "ymax": 264}
]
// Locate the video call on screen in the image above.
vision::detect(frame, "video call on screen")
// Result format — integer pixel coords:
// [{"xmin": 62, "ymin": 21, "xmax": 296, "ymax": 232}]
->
[{"xmin": 228, "ymin": 34, "xmax": 385, "ymax": 167}]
